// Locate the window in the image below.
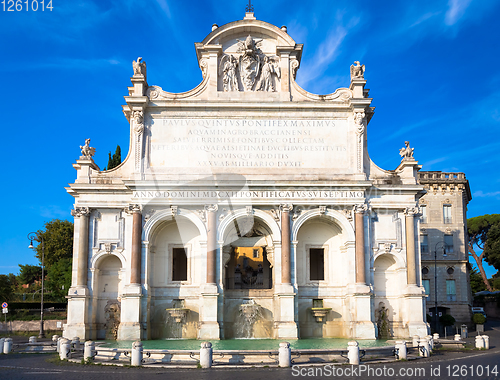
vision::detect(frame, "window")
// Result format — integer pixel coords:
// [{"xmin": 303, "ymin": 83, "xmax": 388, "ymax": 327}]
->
[
  {"xmin": 420, "ymin": 205, "xmax": 427, "ymax": 224},
  {"xmin": 446, "ymin": 279, "xmax": 456, "ymax": 301},
  {"xmin": 447, "ymin": 267, "xmax": 454, "ymax": 275},
  {"xmin": 422, "ymin": 267, "xmax": 429, "ymax": 275},
  {"xmin": 443, "ymin": 205, "xmax": 452, "ymax": 224},
  {"xmin": 253, "ymin": 249, "xmax": 259, "ymax": 258},
  {"xmin": 422, "ymin": 279, "xmax": 430, "ymax": 295},
  {"xmin": 420, "ymin": 235, "xmax": 429, "ymax": 253},
  {"xmin": 444, "ymin": 234, "xmax": 454, "ymax": 254},
  {"xmin": 172, "ymin": 247, "xmax": 187, "ymax": 281},
  {"xmin": 310, "ymin": 248, "xmax": 325, "ymax": 281}
]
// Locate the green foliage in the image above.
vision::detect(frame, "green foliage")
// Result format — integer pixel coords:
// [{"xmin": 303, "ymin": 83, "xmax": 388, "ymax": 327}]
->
[
  {"xmin": 33, "ymin": 219, "xmax": 74, "ymax": 270},
  {"xmin": 439, "ymin": 314, "xmax": 456, "ymax": 327},
  {"xmin": 46, "ymin": 258, "xmax": 72, "ymax": 302},
  {"xmin": 105, "ymin": 145, "xmax": 122, "ymax": 170},
  {"xmin": 484, "ymin": 223, "xmax": 500, "ymax": 271},
  {"xmin": 18, "ymin": 264, "xmax": 42, "ymax": 285},
  {"xmin": 470, "ymin": 267, "xmax": 487, "ymax": 294},
  {"xmin": 472, "ymin": 313, "xmax": 486, "ymax": 324},
  {"xmin": 0, "ymin": 275, "xmax": 13, "ymax": 301}
]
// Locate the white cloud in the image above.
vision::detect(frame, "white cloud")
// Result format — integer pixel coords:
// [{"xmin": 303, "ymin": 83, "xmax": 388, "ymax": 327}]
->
[
  {"xmin": 473, "ymin": 191, "xmax": 500, "ymax": 198},
  {"xmin": 445, "ymin": 0, "xmax": 473, "ymax": 25}
]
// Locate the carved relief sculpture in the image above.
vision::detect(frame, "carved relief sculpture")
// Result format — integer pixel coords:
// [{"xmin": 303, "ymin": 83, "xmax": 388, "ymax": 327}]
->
[
  {"xmin": 237, "ymin": 35, "xmax": 263, "ymax": 91},
  {"xmin": 350, "ymin": 61, "xmax": 365, "ymax": 79},
  {"xmin": 399, "ymin": 141, "xmax": 415, "ymax": 160},
  {"xmin": 257, "ymin": 56, "xmax": 280, "ymax": 92},
  {"xmin": 80, "ymin": 139, "xmax": 95, "ymax": 159},
  {"xmin": 220, "ymin": 55, "xmax": 239, "ymax": 92},
  {"xmin": 132, "ymin": 57, "xmax": 147, "ymax": 78}
]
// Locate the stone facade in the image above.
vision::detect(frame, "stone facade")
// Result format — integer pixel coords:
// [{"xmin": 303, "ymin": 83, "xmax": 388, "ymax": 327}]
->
[
  {"xmin": 63, "ymin": 12, "xmax": 430, "ymax": 341},
  {"xmin": 418, "ymin": 171, "xmax": 473, "ymax": 326}
]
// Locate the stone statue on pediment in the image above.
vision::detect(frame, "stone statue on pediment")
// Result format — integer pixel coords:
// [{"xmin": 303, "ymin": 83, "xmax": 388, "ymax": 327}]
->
[
  {"xmin": 132, "ymin": 57, "xmax": 147, "ymax": 78},
  {"xmin": 220, "ymin": 54, "xmax": 239, "ymax": 92},
  {"xmin": 237, "ymin": 35, "xmax": 263, "ymax": 91},
  {"xmin": 257, "ymin": 56, "xmax": 280, "ymax": 92},
  {"xmin": 399, "ymin": 141, "xmax": 415, "ymax": 160},
  {"xmin": 80, "ymin": 138, "xmax": 95, "ymax": 159},
  {"xmin": 350, "ymin": 61, "xmax": 365, "ymax": 79}
]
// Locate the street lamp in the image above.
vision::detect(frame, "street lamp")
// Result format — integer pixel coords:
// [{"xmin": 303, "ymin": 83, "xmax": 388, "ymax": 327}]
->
[
  {"xmin": 434, "ymin": 241, "xmax": 445, "ymax": 335},
  {"xmin": 27, "ymin": 232, "xmax": 45, "ymax": 338}
]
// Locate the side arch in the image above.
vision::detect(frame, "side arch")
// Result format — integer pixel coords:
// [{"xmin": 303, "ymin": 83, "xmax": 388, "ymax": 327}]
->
[
  {"xmin": 143, "ymin": 208, "xmax": 208, "ymax": 242},
  {"xmin": 292, "ymin": 208, "xmax": 355, "ymax": 243}
]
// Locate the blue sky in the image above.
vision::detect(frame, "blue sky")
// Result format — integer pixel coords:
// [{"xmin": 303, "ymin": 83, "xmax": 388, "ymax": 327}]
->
[{"xmin": 1, "ymin": 0, "xmax": 499, "ymax": 277}]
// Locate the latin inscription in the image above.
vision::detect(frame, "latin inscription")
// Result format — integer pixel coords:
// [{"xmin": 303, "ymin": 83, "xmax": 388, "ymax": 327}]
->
[{"xmin": 149, "ymin": 118, "xmax": 349, "ymax": 169}]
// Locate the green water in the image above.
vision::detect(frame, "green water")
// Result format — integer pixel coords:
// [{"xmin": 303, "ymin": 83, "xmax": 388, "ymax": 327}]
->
[{"xmin": 101, "ymin": 338, "xmax": 391, "ymax": 350}]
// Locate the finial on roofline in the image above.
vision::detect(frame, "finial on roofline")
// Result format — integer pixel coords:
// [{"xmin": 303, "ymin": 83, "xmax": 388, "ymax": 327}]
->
[{"xmin": 246, "ymin": 0, "xmax": 254, "ymax": 13}]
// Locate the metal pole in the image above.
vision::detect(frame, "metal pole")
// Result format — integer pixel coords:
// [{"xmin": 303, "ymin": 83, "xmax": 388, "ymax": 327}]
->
[
  {"xmin": 434, "ymin": 245, "xmax": 438, "ymax": 334},
  {"xmin": 39, "ymin": 237, "xmax": 45, "ymax": 338}
]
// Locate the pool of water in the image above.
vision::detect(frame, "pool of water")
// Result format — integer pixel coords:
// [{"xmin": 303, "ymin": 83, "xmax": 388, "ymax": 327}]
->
[{"xmin": 101, "ymin": 338, "xmax": 391, "ymax": 350}]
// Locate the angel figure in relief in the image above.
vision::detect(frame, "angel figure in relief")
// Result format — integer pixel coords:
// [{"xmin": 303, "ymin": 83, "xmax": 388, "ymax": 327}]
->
[
  {"xmin": 219, "ymin": 55, "xmax": 239, "ymax": 92},
  {"xmin": 257, "ymin": 56, "xmax": 280, "ymax": 92},
  {"xmin": 237, "ymin": 35, "xmax": 263, "ymax": 91}
]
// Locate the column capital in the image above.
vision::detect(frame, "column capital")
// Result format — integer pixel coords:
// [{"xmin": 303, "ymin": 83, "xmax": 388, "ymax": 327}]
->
[
  {"xmin": 353, "ymin": 204, "xmax": 368, "ymax": 214},
  {"xmin": 279, "ymin": 204, "xmax": 293, "ymax": 212},
  {"xmin": 204, "ymin": 204, "xmax": 218, "ymax": 213},
  {"xmin": 404, "ymin": 207, "xmax": 419, "ymax": 216},
  {"xmin": 126, "ymin": 204, "xmax": 142, "ymax": 214},
  {"xmin": 71, "ymin": 207, "xmax": 91, "ymax": 217}
]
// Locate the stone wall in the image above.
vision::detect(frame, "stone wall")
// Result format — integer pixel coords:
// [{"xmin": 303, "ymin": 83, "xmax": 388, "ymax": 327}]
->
[{"xmin": 0, "ymin": 320, "xmax": 66, "ymax": 333}]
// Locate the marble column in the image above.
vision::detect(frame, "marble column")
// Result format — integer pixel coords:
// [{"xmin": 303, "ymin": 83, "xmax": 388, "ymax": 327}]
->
[
  {"xmin": 354, "ymin": 205, "xmax": 367, "ymax": 284},
  {"xmin": 206, "ymin": 205, "xmax": 218, "ymax": 284},
  {"xmin": 404, "ymin": 207, "xmax": 418, "ymax": 285},
  {"xmin": 130, "ymin": 205, "xmax": 143, "ymax": 285},
  {"xmin": 71, "ymin": 207, "xmax": 91, "ymax": 287},
  {"xmin": 280, "ymin": 204, "xmax": 292, "ymax": 284}
]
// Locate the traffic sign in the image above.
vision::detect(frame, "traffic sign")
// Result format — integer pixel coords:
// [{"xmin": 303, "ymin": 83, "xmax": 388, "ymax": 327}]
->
[
  {"xmin": 2, "ymin": 308, "xmax": 7, "ymax": 314},
  {"xmin": 1, "ymin": 302, "xmax": 7, "ymax": 308}
]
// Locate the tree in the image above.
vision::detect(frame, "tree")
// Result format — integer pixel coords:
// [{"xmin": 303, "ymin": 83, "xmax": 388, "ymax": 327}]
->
[
  {"xmin": 18, "ymin": 264, "xmax": 42, "ymax": 285},
  {"xmin": 467, "ymin": 214, "xmax": 500, "ymax": 292},
  {"xmin": 32, "ymin": 219, "xmax": 74, "ymax": 271},
  {"xmin": 470, "ymin": 267, "xmax": 487, "ymax": 294},
  {"xmin": 46, "ymin": 258, "xmax": 72, "ymax": 301},
  {"xmin": 105, "ymin": 145, "xmax": 122, "ymax": 170},
  {"xmin": 0, "ymin": 274, "xmax": 13, "ymax": 301}
]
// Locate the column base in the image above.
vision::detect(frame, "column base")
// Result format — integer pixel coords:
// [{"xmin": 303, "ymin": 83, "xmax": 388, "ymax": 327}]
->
[
  {"xmin": 198, "ymin": 322, "xmax": 220, "ymax": 340},
  {"xmin": 118, "ymin": 322, "xmax": 141, "ymax": 341},
  {"xmin": 408, "ymin": 322, "xmax": 429, "ymax": 338},
  {"xmin": 275, "ymin": 321, "xmax": 298, "ymax": 339},
  {"xmin": 63, "ymin": 323, "xmax": 88, "ymax": 340}
]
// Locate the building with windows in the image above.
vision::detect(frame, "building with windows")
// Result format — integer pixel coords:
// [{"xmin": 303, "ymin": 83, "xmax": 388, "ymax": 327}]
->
[
  {"xmin": 418, "ymin": 172, "xmax": 473, "ymax": 326},
  {"xmin": 63, "ymin": 11, "xmax": 432, "ymax": 341}
]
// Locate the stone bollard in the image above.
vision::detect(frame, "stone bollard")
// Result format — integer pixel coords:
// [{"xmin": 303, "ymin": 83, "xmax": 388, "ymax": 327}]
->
[
  {"xmin": 56, "ymin": 337, "xmax": 62, "ymax": 353},
  {"xmin": 412, "ymin": 335, "xmax": 420, "ymax": 347},
  {"xmin": 59, "ymin": 338, "xmax": 71, "ymax": 360},
  {"xmin": 426, "ymin": 335, "xmax": 433, "ymax": 351},
  {"xmin": 454, "ymin": 334, "xmax": 461, "ymax": 341},
  {"xmin": 347, "ymin": 341, "xmax": 359, "ymax": 365},
  {"xmin": 475, "ymin": 335, "xmax": 485, "ymax": 349},
  {"xmin": 3, "ymin": 338, "xmax": 13, "ymax": 354},
  {"xmin": 433, "ymin": 333, "xmax": 439, "ymax": 341},
  {"xmin": 131, "ymin": 340, "xmax": 143, "ymax": 366},
  {"xmin": 395, "ymin": 340, "xmax": 407, "ymax": 360},
  {"xmin": 71, "ymin": 337, "xmax": 81, "ymax": 350},
  {"xmin": 482, "ymin": 335, "xmax": 489, "ymax": 350},
  {"xmin": 419, "ymin": 338, "xmax": 430, "ymax": 357},
  {"xmin": 52, "ymin": 335, "xmax": 59, "ymax": 343},
  {"xmin": 278, "ymin": 342, "xmax": 291, "ymax": 368},
  {"xmin": 84, "ymin": 341, "xmax": 95, "ymax": 361},
  {"xmin": 29, "ymin": 336, "xmax": 37, "ymax": 344},
  {"xmin": 200, "ymin": 342, "xmax": 212, "ymax": 369}
]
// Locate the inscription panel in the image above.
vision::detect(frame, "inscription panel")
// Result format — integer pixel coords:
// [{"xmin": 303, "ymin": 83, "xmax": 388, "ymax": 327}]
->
[{"xmin": 149, "ymin": 118, "xmax": 350, "ymax": 170}]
